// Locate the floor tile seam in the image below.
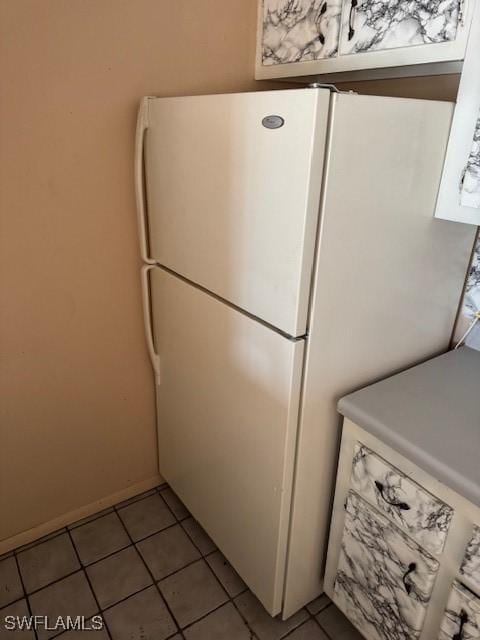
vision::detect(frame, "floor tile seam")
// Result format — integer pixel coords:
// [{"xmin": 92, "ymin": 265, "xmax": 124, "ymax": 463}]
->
[
  {"xmin": 7, "ymin": 483, "xmax": 180, "ymax": 559},
  {"xmin": 112, "ymin": 501, "xmax": 180, "ymax": 544},
  {"xmin": 177, "ymin": 520, "xmax": 217, "ymax": 559},
  {"xmin": 287, "ymin": 609, "xmax": 333, "ymax": 640},
  {"xmin": 13, "ymin": 530, "xmax": 68, "ymax": 557},
  {"xmin": 228, "ymin": 597, "xmax": 262, "ymax": 639},
  {"xmin": 12, "ymin": 552, "xmax": 39, "ymax": 640},
  {"xmin": 174, "ymin": 599, "xmax": 238, "ymax": 635},
  {"xmin": 314, "ymin": 604, "xmax": 335, "ymax": 640},
  {"xmin": 112, "ymin": 500, "xmax": 183, "ymax": 637},
  {"xmin": 65, "ymin": 528, "xmax": 112, "ymax": 640},
  {"xmin": 155, "ymin": 487, "xmax": 190, "ymax": 522},
  {"xmin": 114, "ymin": 491, "xmax": 174, "ymax": 520}
]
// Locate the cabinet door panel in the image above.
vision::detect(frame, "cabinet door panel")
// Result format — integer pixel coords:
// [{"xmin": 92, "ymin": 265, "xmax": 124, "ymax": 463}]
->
[
  {"xmin": 339, "ymin": 0, "xmax": 461, "ymax": 55},
  {"xmin": 439, "ymin": 581, "xmax": 480, "ymax": 639},
  {"xmin": 461, "ymin": 526, "xmax": 480, "ymax": 596},
  {"xmin": 333, "ymin": 491, "xmax": 439, "ymax": 640},
  {"xmin": 351, "ymin": 444, "xmax": 453, "ymax": 556},
  {"xmin": 262, "ymin": 0, "xmax": 343, "ymax": 65},
  {"xmin": 461, "ymin": 114, "xmax": 480, "ymax": 209}
]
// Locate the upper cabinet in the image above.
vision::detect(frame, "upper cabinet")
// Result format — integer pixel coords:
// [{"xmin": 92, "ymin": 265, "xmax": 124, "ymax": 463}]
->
[
  {"xmin": 256, "ymin": 0, "xmax": 474, "ymax": 80},
  {"xmin": 262, "ymin": 0, "xmax": 343, "ymax": 65},
  {"xmin": 339, "ymin": 0, "xmax": 461, "ymax": 55}
]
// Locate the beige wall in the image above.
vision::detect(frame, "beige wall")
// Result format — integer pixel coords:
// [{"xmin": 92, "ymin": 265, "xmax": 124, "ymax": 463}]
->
[{"xmin": 0, "ymin": 0, "xmax": 271, "ymax": 547}]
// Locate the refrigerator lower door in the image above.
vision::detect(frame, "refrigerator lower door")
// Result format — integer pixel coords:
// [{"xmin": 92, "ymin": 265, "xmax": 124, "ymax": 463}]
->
[
  {"xmin": 141, "ymin": 88, "xmax": 330, "ymax": 337},
  {"xmin": 149, "ymin": 266, "xmax": 304, "ymax": 615}
]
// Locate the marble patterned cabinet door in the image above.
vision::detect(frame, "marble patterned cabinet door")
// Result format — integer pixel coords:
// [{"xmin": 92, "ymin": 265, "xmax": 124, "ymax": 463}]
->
[
  {"xmin": 461, "ymin": 527, "xmax": 480, "ymax": 595},
  {"xmin": 351, "ymin": 444, "xmax": 453, "ymax": 556},
  {"xmin": 262, "ymin": 0, "xmax": 343, "ymax": 65},
  {"xmin": 339, "ymin": 0, "xmax": 461, "ymax": 55},
  {"xmin": 439, "ymin": 581, "xmax": 480, "ymax": 639},
  {"xmin": 461, "ymin": 113, "xmax": 480, "ymax": 209},
  {"xmin": 334, "ymin": 491, "xmax": 439, "ymax": 640}
]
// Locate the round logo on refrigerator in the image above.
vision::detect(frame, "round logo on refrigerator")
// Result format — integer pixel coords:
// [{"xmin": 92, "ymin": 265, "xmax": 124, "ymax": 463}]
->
[{"xmin": 262, "ymin": 115, "xmax": 285, "ymax": 129}]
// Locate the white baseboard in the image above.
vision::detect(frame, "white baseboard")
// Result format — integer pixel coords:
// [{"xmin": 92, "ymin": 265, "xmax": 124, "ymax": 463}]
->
[{"xmin": 0, "ymin": 474, "xmax": 165, "ymax": 556}]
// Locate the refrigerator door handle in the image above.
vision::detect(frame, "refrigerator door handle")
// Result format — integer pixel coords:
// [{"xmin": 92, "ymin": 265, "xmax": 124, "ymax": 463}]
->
[
  {"xmin": 141, "ymin": 265, "xmax": 161, "ymax": 385},
  {"xmin": 135, "ymin": 98, "xmax": 155, "ymax": 265}
]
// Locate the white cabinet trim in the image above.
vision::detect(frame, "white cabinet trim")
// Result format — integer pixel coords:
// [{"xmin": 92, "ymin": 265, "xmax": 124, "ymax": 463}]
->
[{"xmin": 435, "ymin": 1, "xmax": 480, "ymax": 226}]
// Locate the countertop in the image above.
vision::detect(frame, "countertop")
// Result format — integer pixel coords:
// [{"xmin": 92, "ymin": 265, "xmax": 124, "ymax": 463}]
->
[{"xmin": 338, "ymin": 347, "xmax": 480, "ymax": 506}]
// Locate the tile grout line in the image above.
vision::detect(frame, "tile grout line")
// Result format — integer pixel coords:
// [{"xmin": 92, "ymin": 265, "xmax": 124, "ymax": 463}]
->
[
  {"xmin": 112, "ymin": 500, "xmax": 186, "ymax": 640},
  {"xmin": 152, "ymin": 491, "xmax": 334, "ymax": 639},
  {"xmin": 176, "ymin": 513, "xmax": 261, "ymax": 639},
  {"xmin": 158, "ymin": 492, "xmax": 310, "ymax": 640},
  {"xmin": 311, "ymin": 601, "xmax": 335, "ymax": 640},
  {"xmin": 20, "ymin": 511, "xmax": 193, "ymax": 599},
  {"xmin": 128, "ymin": 489, "xmax": 257, "ymax": 638},
  {"xmin": 174, "ymin": 503, "xmax": 320, "ymax": 640},
  {"xmin": 9, "ymin": 530, "xmax": 237, "ymax": 618},
  {"xmin": 14, "ymin": 529, "xmax": 68, "ymax": 555},
  {"xmin": 6, "ymin": 486, "xmax": 179, "ymax": 563},
  {"xmin": 12, "ymin": 552, "xmax": 39, "ymax": 640},
  {"xmin": 65, "ymin": 527, "xmax": 113, "ymax": 640},
  {"xmin": 6, "ymin": 487, "xmax": 166, "ymax": 561}
]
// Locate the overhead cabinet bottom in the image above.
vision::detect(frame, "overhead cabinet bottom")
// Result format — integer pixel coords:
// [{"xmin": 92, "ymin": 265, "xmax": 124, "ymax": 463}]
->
[{"xmin": 148, "ymin": 267, "xmax": 305, "ymax": 615}]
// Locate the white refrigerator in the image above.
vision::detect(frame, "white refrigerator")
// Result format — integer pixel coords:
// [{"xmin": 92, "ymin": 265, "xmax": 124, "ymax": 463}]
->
[{"xmin": 135, "ymin": 88, "xmax": 476, "ymax": 618}]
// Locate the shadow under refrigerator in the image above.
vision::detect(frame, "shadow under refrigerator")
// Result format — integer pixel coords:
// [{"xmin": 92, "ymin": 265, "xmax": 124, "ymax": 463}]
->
[{"xmin": 135, "ymin": 88, "xmax": 476, "ymax": 618}]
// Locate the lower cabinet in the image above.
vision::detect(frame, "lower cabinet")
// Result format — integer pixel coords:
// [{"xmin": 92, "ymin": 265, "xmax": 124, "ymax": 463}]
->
[
  {"xmin": 325, "ymin": 419, "xmax": 480, "ymax": 640},
  {"xmin": 334, "ymin": 491, "xmax": 438, "ymax": 640},
  {"xmin": 439, "ymin": 582, "xmax": 480, "ymax": 640}
]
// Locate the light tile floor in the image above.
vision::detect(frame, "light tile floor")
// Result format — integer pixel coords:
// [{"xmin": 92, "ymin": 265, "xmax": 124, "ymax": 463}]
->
[{"xmin": 0, "ymin": 485, "xmax": 363, "ymax": 640}]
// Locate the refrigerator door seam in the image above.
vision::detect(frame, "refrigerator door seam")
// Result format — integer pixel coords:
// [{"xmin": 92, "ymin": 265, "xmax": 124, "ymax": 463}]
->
[{"xmin": 154, "ymin": 263, "xmax": 307, "ymax": 343}]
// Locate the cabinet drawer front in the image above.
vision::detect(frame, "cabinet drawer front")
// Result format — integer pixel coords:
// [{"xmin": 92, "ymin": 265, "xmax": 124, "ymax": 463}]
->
[
  {"xmin": 439, "ymin": 581, "xmax": 480, "ymax": 640},
  {"xmin": 461, "ymin": 527, "xmax": 480, "ymax": 596},
  {"xmin": 351, "ymin": 444, "xmax": 453, "ymax": 555},
  {"xmin": 262, "ymin": 0, "xmax": 343, "ymax": 65},
  {"xmin": 339, "ymin": 0, "xmax": 461, "ymax": 56},
  {"xmin": 333, "ymin": 491, "xmax": 439, "ymax": 640}
]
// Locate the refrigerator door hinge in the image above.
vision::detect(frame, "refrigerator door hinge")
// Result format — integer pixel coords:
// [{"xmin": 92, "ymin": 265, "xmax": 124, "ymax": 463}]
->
[{"xmin": 308, "ymin": 82, "xmax": 357, "ymax": 95}]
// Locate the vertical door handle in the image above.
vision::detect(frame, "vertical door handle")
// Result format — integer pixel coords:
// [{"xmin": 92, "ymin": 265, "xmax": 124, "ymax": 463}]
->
[
  {"xmin": 135, "ymin": 98, "xmax": 155, "ymax": 265},
  {"xmin": 141, "ymin": 265, "xmax": 161, "ymax": 385}
]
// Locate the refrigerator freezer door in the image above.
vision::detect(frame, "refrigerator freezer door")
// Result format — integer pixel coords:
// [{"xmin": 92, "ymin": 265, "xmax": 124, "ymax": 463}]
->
[
  {"xmin": 149, "ymin": 266, "xmax": 304, "ymax": 615},
  {"xmin": 142, "ymin": 89, "xmax": 330, "ymax": 337}
]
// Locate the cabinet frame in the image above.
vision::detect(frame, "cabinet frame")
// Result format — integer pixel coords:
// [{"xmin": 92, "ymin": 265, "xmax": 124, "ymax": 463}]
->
[
  {"xmin": 255, "ymin": 0, "xmax": 475, "ymax": 81},
  {"xmin": 324, "ymin": 418, "xmax": 480, "ymax": 640}
]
